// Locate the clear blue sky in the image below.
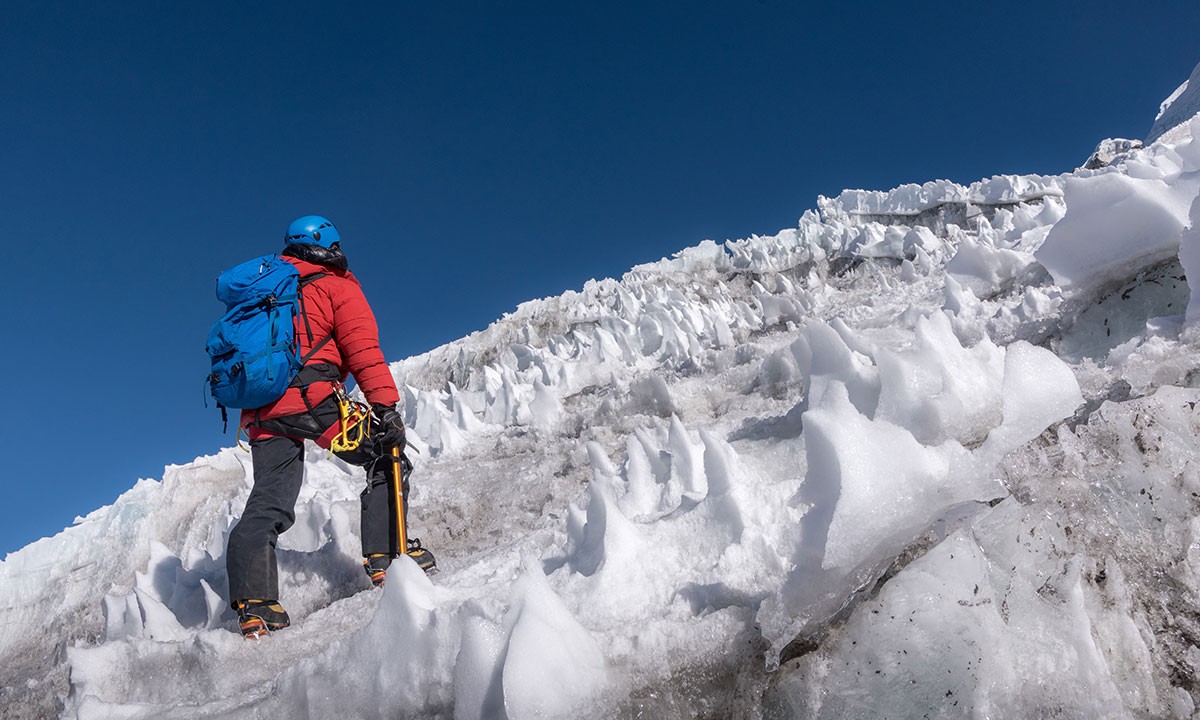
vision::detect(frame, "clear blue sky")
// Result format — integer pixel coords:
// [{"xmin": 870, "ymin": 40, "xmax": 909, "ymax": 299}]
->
[{"xmin": 2, "ymin": 2, "xmax": 1197, "ymax": 556}]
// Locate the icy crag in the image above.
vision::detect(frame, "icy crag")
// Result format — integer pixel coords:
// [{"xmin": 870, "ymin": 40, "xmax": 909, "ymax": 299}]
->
[
  {"xmin": 765, "ymin": 387, "xmax": 1200, "ymax": 720},
  {"xmin": 5, "ymin": 69, "xmax": 1200, "ymax": 719},
  {"xmin": 1148, "ymin": 60, "xmax": 1200, "ymax": 145}
]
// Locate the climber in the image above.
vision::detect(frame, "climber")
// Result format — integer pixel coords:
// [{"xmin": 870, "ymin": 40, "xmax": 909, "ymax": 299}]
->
[{"xmin": 218, "ymin": 215, "xmax": 435, "ymax": 639}]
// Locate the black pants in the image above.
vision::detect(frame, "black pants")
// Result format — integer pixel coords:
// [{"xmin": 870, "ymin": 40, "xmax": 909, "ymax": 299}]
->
[{"xmin": 225, "ymin": 394, "xmax": 409, "ymax": 605}]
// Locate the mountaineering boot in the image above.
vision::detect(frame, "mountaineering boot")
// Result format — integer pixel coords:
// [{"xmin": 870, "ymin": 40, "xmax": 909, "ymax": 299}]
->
[
  {"xmin": 234, "ymin": 599, "xmax": 291, "ymax": 639},
  {"xmin": 362, "ymin": 542, "xmax": 437, "ymax": 587},
  {"xmin": 363, "ymin": 553, "xmax": 390, "ymax": 588},
  {"xmin": 406, "ymin": 538, "xmax": 438, "ymax": 574}
]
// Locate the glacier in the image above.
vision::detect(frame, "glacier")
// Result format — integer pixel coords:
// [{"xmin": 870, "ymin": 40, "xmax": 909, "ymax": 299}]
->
[{"xmin": 5, "ymin": 62, "xmax": 1200, "ymax": 719}]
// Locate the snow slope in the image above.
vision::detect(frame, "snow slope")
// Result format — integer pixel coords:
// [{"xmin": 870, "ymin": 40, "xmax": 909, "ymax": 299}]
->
[{"xmin": 6, "ymin": 76, "xmax": 1200, "ymax": 720}]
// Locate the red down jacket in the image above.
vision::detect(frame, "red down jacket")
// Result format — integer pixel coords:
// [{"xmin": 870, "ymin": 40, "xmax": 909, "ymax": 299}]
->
[{"xmin": 241, "ymin": 255, "xmax": 399, "ymax": 443}]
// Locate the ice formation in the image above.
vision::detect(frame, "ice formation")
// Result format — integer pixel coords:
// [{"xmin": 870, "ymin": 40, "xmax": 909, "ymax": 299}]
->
[
  {"xmin": 1148, "ymin": 60, "xmax": 1200, "ymax": 145},
  {"xmin": 5, "ymin": 65, "xmax": 1200, "ymax": 720}
]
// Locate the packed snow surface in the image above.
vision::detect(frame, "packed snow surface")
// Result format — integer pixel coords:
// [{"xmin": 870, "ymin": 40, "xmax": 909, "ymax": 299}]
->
[{"xmin": 7, "ymin": 72, "xmax": 1200, "ymax": 720}]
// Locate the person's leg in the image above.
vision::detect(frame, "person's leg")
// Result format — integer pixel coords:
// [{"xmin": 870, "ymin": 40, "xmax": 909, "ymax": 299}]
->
[
  {"xmin": 359, "ymin": 450, "xmax": 436, "ymax": 574},
  {"xmin": 226, "ymin": 435, "xmax": 305, "ymax": 605}
]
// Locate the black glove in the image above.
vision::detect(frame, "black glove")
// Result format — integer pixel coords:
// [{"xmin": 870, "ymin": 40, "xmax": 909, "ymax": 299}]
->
[{"xmin": 372, "ymin": 404, "xmax": 406, "ymax": 451}]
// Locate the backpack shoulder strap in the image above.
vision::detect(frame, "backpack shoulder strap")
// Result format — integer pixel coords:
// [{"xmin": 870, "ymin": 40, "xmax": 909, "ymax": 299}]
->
[
  {"xmin": 298, "ymin": 271, "xmax": 328, "ymax": 288},
  {"xmin": 295, "ymin": 272, "xmax": 334, "ymax": 363}
]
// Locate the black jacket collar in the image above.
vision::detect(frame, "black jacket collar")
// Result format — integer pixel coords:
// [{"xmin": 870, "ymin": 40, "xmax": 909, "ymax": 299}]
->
[{"xmin": 282, "ymin": 243, "xmax": 348, "ymax": 271}]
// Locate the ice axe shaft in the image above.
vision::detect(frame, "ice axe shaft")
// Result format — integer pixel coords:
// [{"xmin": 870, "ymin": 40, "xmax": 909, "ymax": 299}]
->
[{"xmin": 390, "ymin": 445, "xmax": 408, "ymax": 557}]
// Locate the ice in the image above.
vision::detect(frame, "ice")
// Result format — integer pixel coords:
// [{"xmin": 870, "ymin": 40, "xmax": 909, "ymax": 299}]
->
[
  {"xmin": 562, "ymin": 443, "xmax": 643, "ymax": 578},
  {"xmin": 454, "ymin": 614, "xmax": 508, "ymax": 720},
  {"xmin": 791, "ymin": 320, "xmax": 880, "ymax": 418},
  {"xmin": 1083, "ymin": 137, "xmax": 1145, "ymax": 169},
  {"xmin": 766, "ymin": 522, "xmax": 1129, "ymax": 719},
  {"xmin": 101, "ymin": 593, "xmax": 143, "ymax": 642},
  {"xmin": 627, "ymin": 372, "xmax": 677, "ymax": 416},
  {"xmin": 529, "ymin": 379, "xmax": 563, "ymax": 429},
  {"xmin": 501, "ymin": 560, "xmax": 607, "ymax": 719},
  {"xmin": 667, "ymin": 415, "xmax": 707, "ymax": 502},
  {"xmin": 1147, "ymin": 61, "xmax": 1200, "ymax": 145},
  {"xmin": 1179, "ymin": 186, "xmax": 1200, "ymax": 332},
  {"xmin": 875, "ymin": 311, "xmax": 1004, "ymax": 446},
  {"xmin": 616, "ymin": 435, "xmax": 662, "ymax": 520},
  {"xmin": 945, "ymin": 232, "xmax": 1037, "ymax": 299},
  {"xmin": 769, "ymin": 381, "xmax": 1200, "ymax": 718},
  {"xmin": 975, "ymin": 341, "xmax": 1082, "ymax": 461},
  {"xmin": 819, "ymin": 175, "xmax": 1063, "ymax": 219},
  {"xmin": 804, "ymin": 381, "xmax": 963, "ymax": 572},
  {"xmin": 1036, "ymin": 157, "xmax": 1200, "ymax": 295}
]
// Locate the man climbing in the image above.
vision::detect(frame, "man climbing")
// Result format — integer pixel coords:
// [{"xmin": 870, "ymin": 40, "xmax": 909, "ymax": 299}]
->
[{"xmin": 224, "ymin": 215, "xmax": 435, "ymax": 639}]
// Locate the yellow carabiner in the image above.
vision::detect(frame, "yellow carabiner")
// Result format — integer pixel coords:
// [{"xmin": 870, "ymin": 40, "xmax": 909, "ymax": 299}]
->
[{"xmin": 329, "ymin": 384, "xmax": 371, "ymax": 454}]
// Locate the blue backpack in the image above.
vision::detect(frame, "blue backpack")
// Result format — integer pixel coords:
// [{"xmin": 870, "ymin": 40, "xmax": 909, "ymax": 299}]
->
[{"xmin": 206, "ymin": 254, "xmax": 329, "ymax": 414}]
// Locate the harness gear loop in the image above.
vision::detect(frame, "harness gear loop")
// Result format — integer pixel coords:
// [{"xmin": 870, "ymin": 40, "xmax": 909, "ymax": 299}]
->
[{"xmin": 329, "ymin": 382, "xmax": 372, "ymax": 454}]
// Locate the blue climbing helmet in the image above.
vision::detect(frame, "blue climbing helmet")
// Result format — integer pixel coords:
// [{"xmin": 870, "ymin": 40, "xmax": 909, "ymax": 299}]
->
[{"xmin": 284, "ymin": 215, "xmax": 341, "ymax": 249}]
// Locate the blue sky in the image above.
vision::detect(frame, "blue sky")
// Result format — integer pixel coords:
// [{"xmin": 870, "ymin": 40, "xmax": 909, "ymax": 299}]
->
[{"xmin": 2, "ymin": 2, "xmax": 1198, "ymax": 556}]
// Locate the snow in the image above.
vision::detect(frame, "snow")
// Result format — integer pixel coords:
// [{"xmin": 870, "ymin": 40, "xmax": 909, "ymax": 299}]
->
[
  {"xmin": 1083, "ymin": 137, "xmax": 1144, "ymax": 170},
  {"xmin": 6, "ymin": 63, "xmax": 1200, "ymax": 720},
  {"xmin": 1035, "ymin": 155, "xmax": 1198, "ymax": 294},
  {"xmin": 819, "ymin": 175, "xmax": 1063, "ymax": 219}
]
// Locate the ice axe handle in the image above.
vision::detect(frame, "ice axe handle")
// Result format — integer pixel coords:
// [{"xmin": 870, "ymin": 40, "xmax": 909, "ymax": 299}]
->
[{"xmin": 390, "ymin": 445, "xmax": 408, "ymax": 557}]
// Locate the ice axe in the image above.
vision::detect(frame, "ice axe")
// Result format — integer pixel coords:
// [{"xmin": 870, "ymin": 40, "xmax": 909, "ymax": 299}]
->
[{"xmin": 390, "ymin": 445, "xmax": 408, "ymax": 557}]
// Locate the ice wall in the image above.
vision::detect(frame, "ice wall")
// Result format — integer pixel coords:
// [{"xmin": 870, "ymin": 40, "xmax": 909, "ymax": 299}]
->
[
  {"xmin": 768, "ymin": 386, "xmax": 1200, "ymax": 719},
  {"xmin": 1147, "ymin": 61, "xmax": 1200, "ymax": 145}
]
